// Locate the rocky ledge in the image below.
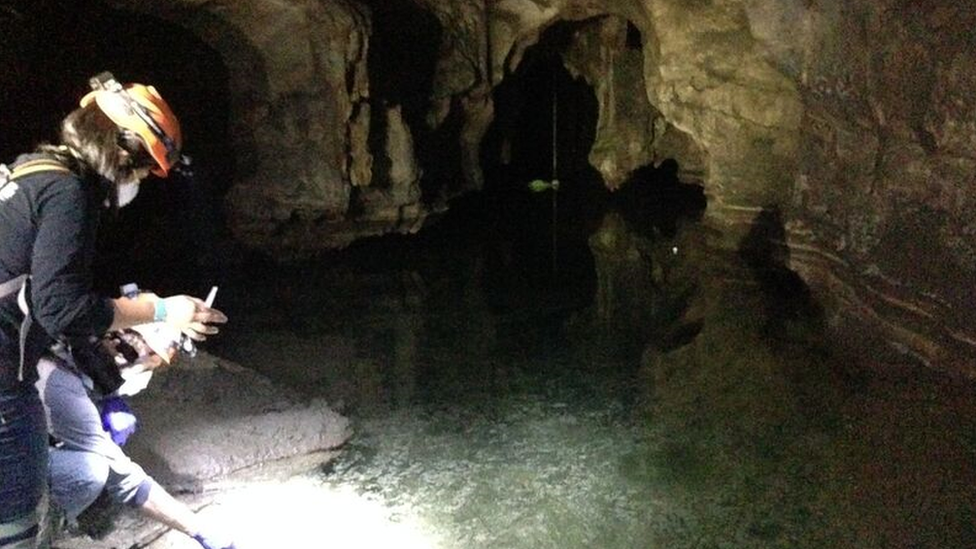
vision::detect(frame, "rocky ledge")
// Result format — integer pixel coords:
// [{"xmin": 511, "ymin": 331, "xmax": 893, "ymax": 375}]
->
[{"xmin": 51, "ymin": 352, "xmax": 351, "ymax": 549}]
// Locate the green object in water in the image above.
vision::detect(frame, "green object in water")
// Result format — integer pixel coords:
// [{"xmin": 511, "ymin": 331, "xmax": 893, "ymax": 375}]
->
[{"xmin": 528, "ymin": 179, "xmax": 560, "ymax": 193}]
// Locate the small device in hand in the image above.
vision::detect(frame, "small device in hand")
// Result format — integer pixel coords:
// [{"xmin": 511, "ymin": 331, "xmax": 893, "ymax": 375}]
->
[{"xmin": 180, "ymin": 286, "xmax": 218, "ymax": 357}]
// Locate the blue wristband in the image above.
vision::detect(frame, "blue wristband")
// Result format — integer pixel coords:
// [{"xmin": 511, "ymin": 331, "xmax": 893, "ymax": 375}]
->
[{"xmin": 153, "ymin": 300, "xmax": 167, "ymax": 322}]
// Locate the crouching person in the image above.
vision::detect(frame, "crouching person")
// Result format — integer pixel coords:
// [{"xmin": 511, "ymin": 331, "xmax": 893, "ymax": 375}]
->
[
  {"xmin": 36, "ymin": 326, "xmax": 237, "ymax": 549},
  {"xmin": 1, "ymin": 71, "xmax": 227, "ymax": 548}
]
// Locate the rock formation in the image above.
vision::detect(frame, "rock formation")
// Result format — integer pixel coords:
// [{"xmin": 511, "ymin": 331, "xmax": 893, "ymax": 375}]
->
[
  {"xmin": 785, "ymin": 2, "xmax": 976, "ymax": 377},
  {"xmin": 72, "ymin": 0, "xmax": 976, "ymax": 375},
  {"xmin": 125, "ymin": 353, "xmax": 351, "ymax": 491}
]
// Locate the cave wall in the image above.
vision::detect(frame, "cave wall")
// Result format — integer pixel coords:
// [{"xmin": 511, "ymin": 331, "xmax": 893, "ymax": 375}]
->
[
  {"xmin": 102, "ymin": 0, "xmax": 432, "ymax": 259},
  {"xmin": 489, "ymin": 0, "xmax": 803, "ymax": 227},
  {"xmin": 100, "ymin": 0, "xmax": 975, "ymax": 374},
  {"xmin": 782, "ymin": 1, "xmax": 976, "ymax": 374},
  {"xmin": 561, "ymin": 16, "xmax": 705, "ymax": 188},
  {"xmin": 641, "ymin": 0, "xmax": 804, "ymax": 225},
  {"xmin": 481, "ymin": 0, "xmax": 976, "ymax": 375},
  {"xmin": 414, "ymin": 0, "xmax": 494, "ymax": 194}
]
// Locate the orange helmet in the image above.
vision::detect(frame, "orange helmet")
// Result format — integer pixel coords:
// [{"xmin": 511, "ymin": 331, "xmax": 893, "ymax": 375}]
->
[{"xmin": 80, "ymin": 72, "xmax": 183, "ymax": 177}]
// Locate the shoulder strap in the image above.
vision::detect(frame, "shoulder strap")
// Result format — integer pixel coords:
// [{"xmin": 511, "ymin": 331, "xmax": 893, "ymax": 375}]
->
[
  {"xmin": 1, "ymin": 160, "xmax": 70, "ymax": 294},
  {"xmin": 9, "ymin": 159, "xmax": 72, "ymax": 179},
  {"xmin": 0, "ymin": 274, "xmax": 28, "ymax": 300}
]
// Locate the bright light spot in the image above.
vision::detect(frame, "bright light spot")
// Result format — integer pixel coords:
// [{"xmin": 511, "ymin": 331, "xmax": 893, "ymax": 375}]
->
[
  {"xmin": 194, "ymin": 479, "xmax": 442, "ymax": 549},
  {"xmin": 671, "ymin": 246, "xmax": 679, "ymax": 255}
]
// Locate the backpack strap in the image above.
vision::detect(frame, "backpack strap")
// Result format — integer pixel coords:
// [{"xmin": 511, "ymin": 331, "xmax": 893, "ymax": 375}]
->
[
  {"xmin": 8, "ymin": 159, "xmax": 72, "ymax": 179},
  {"xmin": 17, "ymin": 281, "xmax": 32, "ymax": 382},
  {"xmin": 0, "ymin": 274, "xmax": 27, "ymax": 300},
  {"xmin": 0, "ymin": 158, "xmax": 72, "ymax": 296},
  {"xmin": 0, "ymin": 159, "xmax": 71, "ymax": 381},
  {"xmin": 1, "ymin": 159, "xmax": 73, "ymax": 201}
]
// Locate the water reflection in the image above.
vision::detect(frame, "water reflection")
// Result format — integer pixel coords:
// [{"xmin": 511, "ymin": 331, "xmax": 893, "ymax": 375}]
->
[{"xmin": 210, "ymin": 191, "xmax": 975, "ymax": 548}]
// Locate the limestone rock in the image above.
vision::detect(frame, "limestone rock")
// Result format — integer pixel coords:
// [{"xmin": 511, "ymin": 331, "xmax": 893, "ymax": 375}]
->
[
  {"xmin": 125, "ymin": 352, "xmax": 351, "ymax": 492},
  {"xmin": 92, "ymin": 0, "xmax": 976, "ymax": 375},
  {"xmin": 786, "ymin": 0, "xmax": 976, "ymax": 375},
  {"xmin": 44, "ymin": 351, "xmax": 350, "ymax": 548},
  {"xmin": 563, "ymin": 15, "xmax": 705, "ymax": 188}
]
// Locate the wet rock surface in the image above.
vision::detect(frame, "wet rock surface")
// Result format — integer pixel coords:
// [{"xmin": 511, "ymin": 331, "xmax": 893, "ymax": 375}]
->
[
  {"xmin": 788, "ymin": 2, "xmax": 976, "ymax": 375},
  {"xmin": 125, "ymin": 353, "xmax": 351, "ymax": 492},
  {"xmin": 50, "ymin": 352, "xmax": 350, "ymax": 549}
]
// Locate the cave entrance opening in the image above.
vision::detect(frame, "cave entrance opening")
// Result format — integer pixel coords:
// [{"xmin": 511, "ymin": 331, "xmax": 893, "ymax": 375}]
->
[
  {"xmin": 475, "ymin": 15, "xmax": 710, "ymax": 352},
  {"xmin": 362, "ymin": 0, "xmax": 449, "ymax": 204},
  {"xmin": 476, "ymin": 20, "xmax": 606, "ymax": 308},
  {"xmin": 482, "ymin": 25, "xmax": 602, "ymax": 192}
]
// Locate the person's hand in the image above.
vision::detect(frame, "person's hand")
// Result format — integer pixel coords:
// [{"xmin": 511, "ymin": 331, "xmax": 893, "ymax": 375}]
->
[
  {"xmin": 124, "ymin": 350, "xmax": 167, "ymax": 371},
  {"xmin": 158, "ymin": 344, "xmax": 179, "ymax": 364},
  {"xmin": 158, "ymin": 295, "xmax": 228, "ymax": 341},
  {"xmin": 193, "ymin": 528, "xmax": 237, "ymax": 549},
  {"xmin": 134, "ymin": 291, "xmax": 159, "ymax": 302},
  {"xmin": 100, "ymin": 334, "xmax": 137, "ymax": 365}
]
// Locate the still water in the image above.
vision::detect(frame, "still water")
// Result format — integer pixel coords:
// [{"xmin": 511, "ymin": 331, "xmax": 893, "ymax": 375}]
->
[{"xmin": 208, "ymin": 191, "xmax": 975, "ymax": 549}]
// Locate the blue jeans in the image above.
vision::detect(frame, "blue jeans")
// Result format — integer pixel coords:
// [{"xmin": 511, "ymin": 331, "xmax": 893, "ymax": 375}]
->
[
  {"xmin": 0, "ymin": 383, "xmax": 48, "ymax": 548},
  {"xmin": 35, "ymin": 359, "xmax": 152, "ymax": 521}
]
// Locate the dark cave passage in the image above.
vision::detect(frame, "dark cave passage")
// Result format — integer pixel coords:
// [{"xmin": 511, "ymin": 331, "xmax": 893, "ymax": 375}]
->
[
  {"xmin": 482, "ymin": 22, "xmax": 600, "ymax": 189},
  {"xmin": 362, "ymin": 0, "xmax": 456, "ymax": 204},
  {"xmin": 476, "ymin": 23, "xmax": 606, "ymax": 302},
  {"xmin": 472, "ymin": 19, "xmax": 710, "ymax": 317},
  {"xmin": 362, "ymin": 0, "xmax": 441, "ymax": 126}
]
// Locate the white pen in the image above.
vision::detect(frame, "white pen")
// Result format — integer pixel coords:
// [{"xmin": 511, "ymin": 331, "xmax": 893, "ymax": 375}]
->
[{"xmin": 205, "ymin": 286, "xmax": 218, "ymax": 307}]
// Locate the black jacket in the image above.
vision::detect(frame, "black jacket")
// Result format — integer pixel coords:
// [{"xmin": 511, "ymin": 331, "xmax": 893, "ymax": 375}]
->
[{"xmin": 0, "ymin": 154, "xmax": 116, "ymax": 389}]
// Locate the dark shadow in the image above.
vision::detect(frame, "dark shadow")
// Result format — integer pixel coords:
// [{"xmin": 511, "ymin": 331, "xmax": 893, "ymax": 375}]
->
[
  {"xmin": 362, "ymin": 0, "xmax": 445, "ymax": 201},
  {"xmin": 619, "ymin": 160, "xmax": 706, "ymax": 351},
  {"xmin": 611, "ymin": 159, "xmax": 707, "ymax": 239},
  {"xmin": 736, "ymin": 208, "xmax": 865, "ymax": 439},
  {"xmin": 477, "ymin": 20, "xmax": 605, "ymax": 307},
  {"xmin": 625, "ymin": 21, "xmax": 643, "ymax": 50},
  {"xmin": 420, "ymin": 97, "xmax": 466, "ymax": 201},
  {"xmin": 653, "ymin": 285, "xmax": 704, "ymax": 352},
  {"xmin": 366, "ymin": 99, "xmax": 393, "ymax": 190},
  {"xmin": 738, "ymin": 207, "xmax": 825, "ymax": 347},
  {"xmin": 363, "ymin": 1, "xmax": 441, "ymax": 129},
  {"xmin": 481, "ymin": 20, "xmax": 599, "ymax": 189}
]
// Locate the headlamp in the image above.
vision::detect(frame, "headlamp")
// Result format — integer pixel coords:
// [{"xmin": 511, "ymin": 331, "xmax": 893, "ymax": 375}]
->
[{"xmin": 83, "ymin": 71, "xmax": 186, "ymax": 177}]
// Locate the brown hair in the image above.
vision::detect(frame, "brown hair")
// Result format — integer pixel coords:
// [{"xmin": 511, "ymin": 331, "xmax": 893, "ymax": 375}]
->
[{"xmin": 54, "ymin": 102, "xmax": 148, "ymax": 185}]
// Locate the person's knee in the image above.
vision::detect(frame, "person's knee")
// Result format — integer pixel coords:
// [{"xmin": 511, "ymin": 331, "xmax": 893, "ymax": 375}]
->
[
  {"xmin": 130, "ymin": 479, "xmax": 155, "ymax": 508},
  {"xmin": 49, "ymin": 449, "xmax": 110, "ymax": 520}
]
